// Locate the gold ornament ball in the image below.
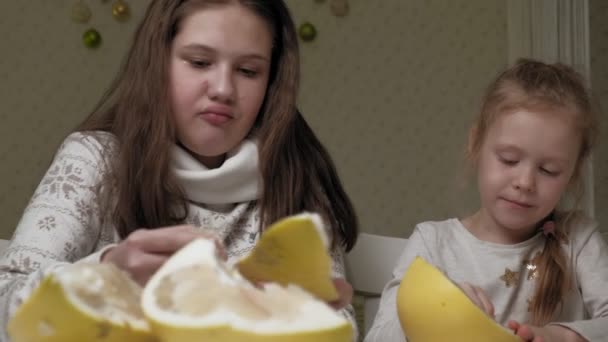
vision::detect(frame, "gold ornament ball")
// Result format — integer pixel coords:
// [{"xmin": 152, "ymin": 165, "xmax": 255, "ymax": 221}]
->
[
  {"xmin": 82, "ymin": 29, "xmax": 102, "ymax": 49},
  {"xmin": 112, "ymin": 1, "xmax": 130, "ymax": 21},
  {"xmin": 298, "ymin": 22, "xmax": 317, "ymax": 42}
]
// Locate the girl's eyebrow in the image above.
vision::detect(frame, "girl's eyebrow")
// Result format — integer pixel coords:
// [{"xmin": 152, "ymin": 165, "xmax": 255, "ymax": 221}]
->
[
  {"xmin": 494, "ymin": 143, "xmax": 522, "ymax": 153},
  {"xmin": 180, "ymin": 43, "xmax": 270, "ymax": 62},
  {"xmin": 180, "ymin": 43, "xmax": 215, "ymax": 53}
]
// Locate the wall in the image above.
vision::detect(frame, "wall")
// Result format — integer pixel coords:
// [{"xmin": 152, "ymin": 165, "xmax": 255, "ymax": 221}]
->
[
  {"xmin": 0, "ymin": 1, "xmax": 148, "ymax": 239},
  {"xmin": 590, "ymin": 0, "xmax": 608, "ymax": 230},
  {"xmin": 288, "ymin": 0, "xmax": 507, "ymax": 236},
  {"xmin": 0, "ymin": 0, "xmax": 508, "ymax": 239}
]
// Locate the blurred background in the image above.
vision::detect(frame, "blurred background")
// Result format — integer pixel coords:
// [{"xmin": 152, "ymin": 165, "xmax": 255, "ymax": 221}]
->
[{"xmin": 0, "ymin": 0, "xmax": 606, "ymax": 239}]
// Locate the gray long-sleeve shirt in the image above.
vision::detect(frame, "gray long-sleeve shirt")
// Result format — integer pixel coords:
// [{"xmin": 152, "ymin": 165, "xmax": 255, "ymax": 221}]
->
[{"xmin": 365, "ymin": 217, "xmax": 608, "ymax": 342}]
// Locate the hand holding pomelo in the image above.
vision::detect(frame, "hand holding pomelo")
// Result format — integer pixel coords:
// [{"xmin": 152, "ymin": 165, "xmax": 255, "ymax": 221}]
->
[
  {"xmin": 8, "ymin": 213, "xmax": 352, "ymax": 342},
  {"xmin": 102, "ymin": 225, "xmax": 225, "ymax": 286},
  {"xmin": 396, "ymin": 257, "xmax": 519, "ymax": 342}
]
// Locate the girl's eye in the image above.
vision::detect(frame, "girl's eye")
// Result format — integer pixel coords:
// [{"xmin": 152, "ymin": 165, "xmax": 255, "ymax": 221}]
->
[
  {"xmin": 189, "ymin": 60, "xmax": 211, "ymax": 68},
  {"xmin": 499, "ymin": 157, "xmax": 518, "ymax": 165},
  {"xmin": 239, "ymin": 68, "xmax": 258, "ymax": 78},
  {"xmin": 540, "ymin": 167, "xmax": 560, "ymax": 176}
]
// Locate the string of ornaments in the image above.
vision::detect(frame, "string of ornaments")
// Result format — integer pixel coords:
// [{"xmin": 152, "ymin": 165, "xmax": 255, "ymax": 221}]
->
[
  {"xmin": 71, "ymin": 0, "xmax": 131, "ymax": 49},
  {"xmin": 298, "ymin": 0, "xmax": 349, "ymax": 43},
  {"xmin": 72, "ymin": 0, "xmax": 345, "ymax": 47}
]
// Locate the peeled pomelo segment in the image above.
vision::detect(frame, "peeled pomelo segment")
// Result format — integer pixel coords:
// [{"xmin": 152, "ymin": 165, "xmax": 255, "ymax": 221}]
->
[
  {"xmin": 152, "ymin": 264, "xmax": 270, "ymax": 320},
  {"xmin": 396, "ymin": 257, "xmax": 519, "ymax": 342},
  {"xmin": 7, "ymin": 263, "xmax": 155, "ymax": 342},
  {"xmin": 142, "ymin": 238, "xmax": 353, "ymax": 342},
  {"xmin": 236, "ymin": 212, "xmax": 339, "ymax": 301}
]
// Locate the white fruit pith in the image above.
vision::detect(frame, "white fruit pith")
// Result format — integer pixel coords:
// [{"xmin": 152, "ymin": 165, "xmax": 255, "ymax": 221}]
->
[
  {"xmin": 142, "ymin": 238, "xmax": 349, "ymax": 335},
  {"xmin": 7, "ymin": 263, "xmax": 153, "ymax": 342},
  {"xmin": 61, "ymin": 263, "xmax": 148, "ymax": 329},
  {"xmin": 9, "ymin": 212, "xmax": 352, "ymax": 342}
]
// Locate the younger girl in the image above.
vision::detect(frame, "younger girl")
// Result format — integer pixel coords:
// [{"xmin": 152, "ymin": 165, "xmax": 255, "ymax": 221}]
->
[
  {"xmin": 0, "ymin": 0, "xmax": 359, "ymax": 339},
  {"xmin": 365, "ymin": 59, "xmax": 607, "ymax": 342}
]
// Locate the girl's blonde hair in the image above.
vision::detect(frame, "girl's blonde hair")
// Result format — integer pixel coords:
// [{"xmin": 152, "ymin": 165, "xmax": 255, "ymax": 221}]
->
[{"xmin": 468, "ymin": 58, "xmax": 598, "ymax": 324}]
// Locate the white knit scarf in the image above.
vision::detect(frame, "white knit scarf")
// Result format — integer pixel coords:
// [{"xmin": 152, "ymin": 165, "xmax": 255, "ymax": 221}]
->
[{"xmin": 170, "ymin": 140, "xmax": 261, "ymax": 204}]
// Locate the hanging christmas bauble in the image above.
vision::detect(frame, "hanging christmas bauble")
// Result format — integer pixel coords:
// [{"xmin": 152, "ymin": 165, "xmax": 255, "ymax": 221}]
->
[
  {"xmin": 71, "ymin": 0, "xmax": 92, "ymax": 23},
  {"xmin": 298, "ymin": 22, "xmax": 317, "ymax": 42},
  {"xmin": 112, "ymin": 0, "xmax": 130, "ymax": 21},
  {"xmin": 83, "ymin": 28, "xmax": 102, "ymax": 48}
]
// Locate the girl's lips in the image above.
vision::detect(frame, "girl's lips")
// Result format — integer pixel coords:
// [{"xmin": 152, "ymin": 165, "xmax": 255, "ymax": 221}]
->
[
  {"xmin": 501, "ymin": 197, "xmax": 533, "ymax": 209},
  {"xmin": 199, "ymin": 112, "xmax": 232, "ymax": 125}
]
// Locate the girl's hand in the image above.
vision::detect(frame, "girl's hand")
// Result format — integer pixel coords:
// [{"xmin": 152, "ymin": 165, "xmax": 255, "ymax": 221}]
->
[
  {"xmin": 101, "ymin": 225, "xmax": 225, "ymax": 286},
  {"xmin": 458, "ymin": 282, "xmax": 495, "ymax": 318},
  {"xmin": 328, "ymin": 278, "xmax": 354, "ymax": 310},
  {"xmin": 507, "ymin": 320, "xmax": 588, "ymax": 342}
]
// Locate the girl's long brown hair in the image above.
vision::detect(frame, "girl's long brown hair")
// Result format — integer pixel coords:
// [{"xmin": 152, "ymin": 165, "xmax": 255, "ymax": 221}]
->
[
  {"xmin": 469, "ymin": 59, "xmax": 598, "ymax": 324},
  {"xmin": 76, "ymin": 0, "xmax": 358, "ymax": 251}
]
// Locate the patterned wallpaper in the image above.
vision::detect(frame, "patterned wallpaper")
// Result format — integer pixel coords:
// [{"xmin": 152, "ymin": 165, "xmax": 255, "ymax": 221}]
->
[
  {"xmin": 590, "ymin": 0, "xmax": 608, "ymax": 231},
  {"xmin": 289, "ymin": 0, "xmax": 507, "ymax": 237},
  {"xmin": 0, "ymin": 0, "xmax": 508, "ymax": 239},
  {"xmin": 0, "ymin": 1, "xmax": 148, "ymax": 240}
]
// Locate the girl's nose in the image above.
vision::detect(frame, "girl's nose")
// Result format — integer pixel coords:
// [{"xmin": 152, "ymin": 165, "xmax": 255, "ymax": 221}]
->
[
  {"xmin": 513, "ymin": 167, "xmax": 535, "ymax": 192},
  {"xmin": 207, "ymin": 66, "xmax": 235, "ymax": 103}
]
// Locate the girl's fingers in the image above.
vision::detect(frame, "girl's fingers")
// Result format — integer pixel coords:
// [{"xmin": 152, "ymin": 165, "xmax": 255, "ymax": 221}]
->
[
  {"xmin": 126, "ymin": 225, "xmax": 224, "ymax": 256},
  {"xmin": 329, "ymin": 278, "xmax": 353, "ymax": 310},
  {"xmin": 507, "ymin": 320, "xmax": 521, "ymax": 332},
  {"xmin": 130, "ymin": 252, "xmax": 169, "ymax": 285},
  {"xmin": 472, "ymin": 285, "xmax": 495, "ymax": 317},
  {"xmin": 125, "ymin": 225, "xmax": 197, "ymax": 253},
  {"xmin": 103, "ymin": 225, "xmax": 227, "ymax": 287},
  {"xmin": 457, "ymin": 282, "xmax": 495, "ymax": 317},
  {"xmin": 106, "ymin": 248, "xmax": 169, "ymax": 286},
  {"xmin": 514, "ymin": 324, "xmax": 535, "ymax": 341},
  {"xmin": 459, "ymin": 282, "xmax": 482, "ymax": 308},
  {"xmin": 214, "ymin": 238, "xmax": 228, "ymax": 260}
]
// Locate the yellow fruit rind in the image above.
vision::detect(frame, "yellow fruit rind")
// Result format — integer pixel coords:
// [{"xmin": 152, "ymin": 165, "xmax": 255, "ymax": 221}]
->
[
  {"xmin": 147, "ymin": 318, "xmax": 353, "ymax": 342},
  {"xmin": 8, "ymin": 276, "xmax": 155, "ymax": 342},
  {"xmin": 237, "ymin": 215, "xmax": 339, "ymax": 301},
  {"xmin": 397, "ymin": 257, "xmax": 519, "ymax": 342}
]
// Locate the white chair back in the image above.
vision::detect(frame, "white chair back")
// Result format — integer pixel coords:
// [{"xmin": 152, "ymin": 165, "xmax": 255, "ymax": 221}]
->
[
  {"xmin": 0, "ymin": 239, "xmax": 9, "ymax": 254},
  {"xmin": 345, "ymin": 233, "xmax": 407, "ymax": 338}
]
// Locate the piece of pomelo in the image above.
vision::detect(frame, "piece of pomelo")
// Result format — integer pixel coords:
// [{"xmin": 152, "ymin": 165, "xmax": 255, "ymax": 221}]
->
[
  {"xmin": 397, "ymin": 257, "xmax": 519, "ymax": 342},
  {"xmin": 8, "ymin": 212, "xmax": 348, "ymax": 341},
  {"xmin": 7, "ymin": 263, "xmax": 155, "ymax": 342},
  {"xmin": 236, "ymin": 213, "xmax": 339, "ymax": 302},
  {"xmin": 141, "ymin": 238, "xmax": 352, "ymax": 341}
]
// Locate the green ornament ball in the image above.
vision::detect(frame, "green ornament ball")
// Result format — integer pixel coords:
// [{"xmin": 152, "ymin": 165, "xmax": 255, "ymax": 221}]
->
[
  {"xmin": 82, "ymin": 28, "xmax": 102, "ymax": 49},
  {"xmin": 298, "ymin": 22, "xmax": 317, "ymax": 42}
]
